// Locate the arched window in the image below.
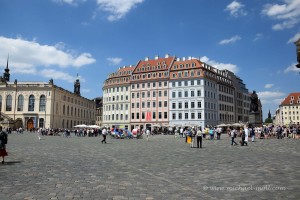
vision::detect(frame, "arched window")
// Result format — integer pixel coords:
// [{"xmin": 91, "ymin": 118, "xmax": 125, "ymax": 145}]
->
[
  {"xmin": 6, "ymin": 95, "xmax": 12, "ymax": 111},
  {"xmin": 17, "ymin": 95, "xmax": 24, "ymax": 111},
  {"xmin": 39, "ymin": 95, "xmax": 46, "ymax": 111},
  {"xmin": 28, "ymin": 95, "xmax": 35, "ymax": 111}
]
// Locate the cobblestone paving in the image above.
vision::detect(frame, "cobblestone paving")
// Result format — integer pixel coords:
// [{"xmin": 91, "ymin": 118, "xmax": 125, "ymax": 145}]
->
[{"xmin": 0, "ymin": 133, "xmax": 299, "ymax": 200}]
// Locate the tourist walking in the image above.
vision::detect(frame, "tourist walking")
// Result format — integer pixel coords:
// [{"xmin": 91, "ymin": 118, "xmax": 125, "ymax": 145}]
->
[
  {"xmin": 196, "ymin": 127, "xmax": 202, "ymax": 148},
  {"xmin": 250, "ymin": 127, "xmax": 255, "ymax": 142},
  {"xmin": 216, "ymin": 127, "xmax": 221, "ymax": 140},
  {"xmin": 231, "ymin": 128, "xmax": 237, "ymax": 145},
  {"xmin": 241, "ymin": 128, "xmax": 248, "ymax": 146},
  {"xmin": 37, "ymin": 128, "xmax": 42, "ymax": 140},
  {"xmin": 0, "ymin": 126, "xmax": 8, "ymax": 164},
  {"xmin": 146, "ymin": 128, "xmax": 150, "ymax": 141},
  {"xmin": 101, "ymin": 127, "xmax": 107, "ymax": 144}
]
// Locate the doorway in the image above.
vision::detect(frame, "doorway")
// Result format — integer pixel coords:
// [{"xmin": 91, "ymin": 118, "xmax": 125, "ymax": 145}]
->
[{"xmin": 27, "ymin": 119, "xmax": 34, "ymax": 130}]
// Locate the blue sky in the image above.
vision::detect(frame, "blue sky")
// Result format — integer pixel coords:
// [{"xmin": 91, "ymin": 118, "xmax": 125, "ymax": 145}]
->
[{"xmin": 0, "ymin": 0, "xmax": 300, "ymax": 119}]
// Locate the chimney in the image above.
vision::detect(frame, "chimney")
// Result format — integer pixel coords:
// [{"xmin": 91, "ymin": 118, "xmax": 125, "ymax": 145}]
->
[
  {"xmin": 165, "ymin": 54, "xmax": 169, "ymax": 58},
  {"xmin": 145, "ymin": 57, "xmax": 149, "ymax": 61},
  {"xmin": 188, "ymin": 56, "xmax": 192, "ymax": 60},
  {"xmin": 154, "ymin": 55, "xmax": 159, "ymax": 60},
  {"xmin": 182, "ymin": 57, "xmax": 186, "ymax": 61},
  {"xmin": 123, "ymin": 66, "xmax": 126, "ymax": 68},
  {"xmin": 176, "ymin": 57, "xmax": 181, "ymax": 61}
]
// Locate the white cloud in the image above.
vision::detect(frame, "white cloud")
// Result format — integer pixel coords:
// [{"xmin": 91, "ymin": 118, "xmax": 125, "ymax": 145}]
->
[
  {"xmin": 264, "ymin": 84, "xmax": 274, "ymax": 89},
  {"xmin": 52, "ymin": 0, "xmax": 86, "ymax": 6},
  {"xmin": 284, "ymin": 62, "xmax": 300, "ymax": 73},
  {"xmin": 107, "ymin": 57, "xmax": 122, "ymax": 66},
  {"xmin": 40, "ymin": 69, "xmax": 78, "ymax": 83},
  {"xmin": 225, "ymin": 1, "xmax": 247, "ymax": 17},
  {"xmin": 96, "ymin": 0, "xmax": 144, "ymax": 21},
  {"xmin": 200, "ymin": 56, "xmax": 239, "ymax": 74},
  {"xmin": 257, "ymin": 91, "xmax": 286, "ymax": 104},
  {"xmin": 262, "ymin": 0, "xmax": 300, "ymax": 30},
  {"xmin": 219, "ymin": 35, "xmax": 241, "ymax": 45},
  {"xmin": 0, "ymin": 36, "xmax": 96, "ymax": 69},
  {"xmin": 287, "ymin": 32, "xmax": 300, "ymax": 43},
  {"xmin": 254, "ymin": 33, "xmax": 263, "ymax": 41}
]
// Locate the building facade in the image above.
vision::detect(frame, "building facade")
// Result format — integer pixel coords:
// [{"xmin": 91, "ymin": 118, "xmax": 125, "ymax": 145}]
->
[
  {"xmin": 0, "ymin": 63, "xmax": 96, "ymax": 130},
  {"xmin": 275, "ymin": 92, "xmax": 300, "ymax": 126},
  {"xmin": 102, "ymin": 66, "xmax": 134, "ymax": 130},
  {"xmin": 102, "ymin": 55, "xmax": 254, "ymax": 130},
  {"xmin": 0, "ymin": 79, "xmax": 96, "ymax": 130},
  {"xmin": 130, "ymin": 55, "xmax": 173, "ymax": 131}
]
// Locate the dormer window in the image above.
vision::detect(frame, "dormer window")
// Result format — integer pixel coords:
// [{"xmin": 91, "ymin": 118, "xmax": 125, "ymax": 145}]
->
[
  {"xmin": 147, "ymin": 66, "xmax": 150, "ymax": 70},
  {"xmin": 290, "ymin": 100, "xmax": 293, "ymax": 104},
  {"xmin": 291, "ymin": 96, "xmax": 294, "ymax": 100},
  {"xmin": 158, "ymin": 66, "xmax": 161, "ymax": 69},
  {"xmin": 148, "ymin": 73, "xmax": 151, "ymax": 78}
]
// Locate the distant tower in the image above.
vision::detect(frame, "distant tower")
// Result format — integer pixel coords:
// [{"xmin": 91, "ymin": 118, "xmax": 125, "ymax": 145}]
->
[
  {"xmin": 74, "ymin": 73, "xmax": 80, "ymax": 96},
  {"xmin": 268, "ymin": 110, "xmax": 271, "ymax": 119},
  {"xmin": 3, "ymin": 54, "xmax": 10, "ymax": 82}
]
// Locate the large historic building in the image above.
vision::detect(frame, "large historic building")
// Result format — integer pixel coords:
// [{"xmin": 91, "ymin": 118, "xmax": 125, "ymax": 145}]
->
[
  {"xmin": 102, "ymin": 55, "xmax": 255, "ymax": 130},
  {"xmin": 0, "ymin": 60, "xmax": 96, "ymax": 130},
  {"xmin": 102, "ymin": 65, "xmax": 134, "ymax": 130},
  {"xmin": 275, "ymin": 92, "xmax": 300, "ymax": 126}
]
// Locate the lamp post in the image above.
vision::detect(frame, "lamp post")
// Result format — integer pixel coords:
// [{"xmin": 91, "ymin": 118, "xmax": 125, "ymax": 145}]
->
[
  {"xmin": 295, "ymin": 38, "xmax": 300, "ymax": 69},
  {"xmin": 44, "ymin": 98, "xmax": 47, "ymax": 129}
]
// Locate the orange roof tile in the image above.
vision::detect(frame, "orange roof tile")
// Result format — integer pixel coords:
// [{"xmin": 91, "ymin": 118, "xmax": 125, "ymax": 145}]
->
[
  {"xmin": 281, "ymin": 92, "xmax": 300, "ymax": 105},
  {"xmin": 133, "ymin": 57, "xmax": 175, "ymax": 74}
]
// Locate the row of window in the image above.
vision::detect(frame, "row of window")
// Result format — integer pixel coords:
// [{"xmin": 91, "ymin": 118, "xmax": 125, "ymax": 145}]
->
[
  {"xmin": 104, "ymin": 114, "xmax": 129, "ymax": 121},
  {"xmin": 171, "ymin": 112, "xmax": 202, "ymax": 120},
  {"xmin": 131, "ymin": 112, "xmax": 168, "ymax": 120},
  {"xmin": 218, "ymin": 85, "xmax": 234, "ymax": 95},
  {"xmin": 105, "ymin": 95, "xmax": 129, "ymax": 102},
  {"xmin": 0, "ymin": 94, "xmax": 93, "ymax": 119},
  {"xmin": 132, "ymin": 101, "xmax": 168, "ymax": 109},
  {"xmin": 132, "ymin": 81, "xmax": 168, "ymax": 89},
  {"xmin": 132, "ymin": 90, "xmax": 168, "ymax": 98},
  {"xmin": 62, "ymin": 94, "xmax": 93, "ymax": 109},
  {"xmin": 219, "ymin": 94, "xmax": 234, "ymax": 103},
  {"xmin": 0, "ymin": 94, "xmax": 45, "ymax": 112},
  {"xmin": 104, "ymin": 86, "xmax": 129, "ymax": 94},
  {"xmin": 131, "ymin": 72, "xmax": 169, "ymax": 80},
  {"xmin": 219, "ymin": 104, "xmax": 234, "ymax": 112},
  {"xmin": 104, "ymin": 104, "xmax": 129, "ymax": 111}
]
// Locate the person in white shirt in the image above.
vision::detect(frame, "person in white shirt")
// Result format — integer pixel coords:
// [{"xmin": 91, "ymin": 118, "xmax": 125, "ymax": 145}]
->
[
  {"xmin": 146, "ymin": 128, "xmax": 150, "ymax": 141},
  {"xmin": 180, "ymin": 127, "xmax": 183, "ymax": 138},
  {"xmin": 101, "ymin": 128, "xmax": 107, "ymax": 144},
  {"xmin": 196, "ymin": 127, "xmax": 202, "ymax": 148}
]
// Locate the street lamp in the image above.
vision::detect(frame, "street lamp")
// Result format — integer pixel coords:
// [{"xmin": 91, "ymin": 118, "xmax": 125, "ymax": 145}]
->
[
  {"xmin": 44, "ymin": 98, "xmax": 47, "ymax": 129},
  {"xmin": 295, "ymin": 38, "xmax": 300, "ymax": 69}
]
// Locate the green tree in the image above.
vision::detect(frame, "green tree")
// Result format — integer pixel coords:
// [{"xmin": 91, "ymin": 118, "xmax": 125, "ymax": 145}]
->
[{"xmin": 265, "ymin": 118, "xmax": 273, "ymax": 124}]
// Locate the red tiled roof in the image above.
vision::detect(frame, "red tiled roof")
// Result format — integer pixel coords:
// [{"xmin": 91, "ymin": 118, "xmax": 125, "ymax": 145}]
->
[
  {"xmin": 133, "ymin": 57, "xmax": 175, "ymax": 74},
  {"xmin": 281, "ymin": 92, "xmax": 300, "ymax": 105},
  {"xmin": 170, "ymin": 59, "xmax": 203, "ymax": 71}
]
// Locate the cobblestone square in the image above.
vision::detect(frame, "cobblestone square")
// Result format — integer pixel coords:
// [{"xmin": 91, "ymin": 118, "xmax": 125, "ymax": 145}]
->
[{"xmin": 0, "ymin": 133, "xmax": 299, "ymax": 200}]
